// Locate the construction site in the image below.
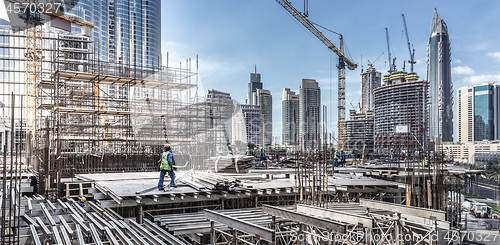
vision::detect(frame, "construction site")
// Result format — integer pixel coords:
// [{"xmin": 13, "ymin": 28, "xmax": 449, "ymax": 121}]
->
[{"xmin": 0, "ymin": 1, "xmax": 498, "ymax": 245}]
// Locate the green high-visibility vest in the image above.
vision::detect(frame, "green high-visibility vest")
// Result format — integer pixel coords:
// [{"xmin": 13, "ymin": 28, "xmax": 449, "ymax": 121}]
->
[{"xmin": 160, "ymin": 151, "xmax": 171, "ymax": 171}]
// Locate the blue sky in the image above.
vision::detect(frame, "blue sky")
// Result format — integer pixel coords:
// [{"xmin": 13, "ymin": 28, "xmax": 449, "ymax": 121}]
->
[{"xmin": 160, "ymin": 0, "xmax": 500, "ymax": 143}]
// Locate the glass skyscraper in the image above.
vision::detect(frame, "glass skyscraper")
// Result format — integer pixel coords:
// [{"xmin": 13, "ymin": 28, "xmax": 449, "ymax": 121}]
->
[
  {"xmin": 299, "ymin": 79, "xmax": 321, "ymax": 151},
  {"xmin": 457, "ymin": 84, "xmax": 496, "ymax": 142},
  {"xmin": 427, "ymin": 9, "xmax": 453, "ymax": 142},
  {"xmin": 256, "ymin": 89, "xmax": 272, "ymax": 147},
  {"xmin": 282, "ymin": 88, "xmax": 299, "ymax": 146},
  {"xmin": 71, "ymin": 0, "xmax": 161, "ymax": 68}
]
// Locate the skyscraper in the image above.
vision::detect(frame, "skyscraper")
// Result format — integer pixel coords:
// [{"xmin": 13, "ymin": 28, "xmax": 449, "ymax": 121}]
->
[
  {"xmin": 72, "ymin": 0, "xmax": 161, "ymax": 68},
  {"xmin": 232, "ymin": 104, "xmax": 263, "ymax": 147},
  {"xmin": 247, "ymin": 68, "xmax": 262, "ymax": 105},
  {"xmin": 256, "ymin": 89, "xmax": 272, "ymax": 147},
  {"xmin": 282, "ymin": 88, "xmax": 299, "ymax": 147},
  {"xmin": 374, "ymin": 71, "xmax": 427, "ymax": 153},
  {"xmin": 457, "ymin": 84, "xmax": 495, "ymax": 142},
  {"xmin": 495, "ymin": 85, "xmax": 500, "ymax": 140},
  {"xmin": 360, "ymin": 66, "xmax": 382, "ymax": 113},
  {"xmin": 299, "ymin": 79, "xmax": 321, "ymax": 150},
  {"xmin": 427, "ymin": 9, "xmax": 453, "ymax": 142}
]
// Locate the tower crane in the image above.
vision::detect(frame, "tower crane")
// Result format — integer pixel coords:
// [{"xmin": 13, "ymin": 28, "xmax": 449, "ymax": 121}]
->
[
  {"xmin": 276, "ymin": 0, "xmax": 357, "ymax": 151},
  {"xmin": 367, "ymin": 52, "xmax": 384, "ymax": 69},
  {"xmin": 385, "ymin": 27, "xmax": 396, "ymax": 74},
  {"xmin": 402, "ymin": 14, "xmax": 416, "ymax": 73},
  {"xmin": 5, "ymin": 0, "xmax": 94, "ymax": 139}
]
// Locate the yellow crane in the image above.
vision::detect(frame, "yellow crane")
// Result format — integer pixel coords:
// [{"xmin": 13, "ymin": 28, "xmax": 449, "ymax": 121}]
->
[
  {"xmin": 5, "ymin": 0, "xmax": 94, "ymax": 139},
  {"xmin": 275, "ymin": 0, "xmax": 357, "ymax": 150}
]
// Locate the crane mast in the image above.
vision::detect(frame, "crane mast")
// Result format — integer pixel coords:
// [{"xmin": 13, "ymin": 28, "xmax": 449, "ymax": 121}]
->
[
  {"xmin": 275, "ymin": 0, "xmax": 357, "ymax": 151},
  {"xmin": 385, "ymin": 27, "xmax": 395, "ymax": 74},
  {"xmin": 402, "ymin": 14, "xmax": 416, "ymax": 73}
]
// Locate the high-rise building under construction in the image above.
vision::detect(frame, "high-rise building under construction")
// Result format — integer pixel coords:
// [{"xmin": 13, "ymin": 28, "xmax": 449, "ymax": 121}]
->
[
  {"xmin": 427, "ymin": 9, "xmax": 453, "ymax": 142},
  {"xmin": 360, "ymin": 67, "xmax": 382, "ymax": 113},
  {"xmin": 282, "ymin": 88, "xmax": 299, "ymax": 147},
  {"xmin": 374, "ymin": 71, "xmax": 428, "ymax": 154}
]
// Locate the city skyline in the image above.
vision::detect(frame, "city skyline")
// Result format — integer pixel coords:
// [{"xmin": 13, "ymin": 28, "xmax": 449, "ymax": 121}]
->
[
  {"xmin": 1, "ymin": 0, "xmax": 499, "ymax": 143},
  {"xmin": 158, "ymin": 0, "xmax": 500, "ymax": 142}
]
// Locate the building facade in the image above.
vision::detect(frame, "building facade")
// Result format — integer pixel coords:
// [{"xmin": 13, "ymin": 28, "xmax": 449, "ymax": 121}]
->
[
  {"xmin": 374, "ymin": 72, "xmax": 428, "ymax": 154},
  {"xmin": 71, "ymin": 0, "xmax": 161, "ymax": 68},
  {"xmin": 445, "ymin": 141, "xmax": 500, "ymax": 164},
  {"xmin": 207, "ymin": 90, "xmax": 233, "ymax": 151},
  {"xmin": 256, "ymin": 89, "xmax": 272, "ymax": 147},
  {"xmin": 360, "ymin": 67, "xmax": 382, "ymax": 113},
  {"xmin": 247, "ymin": 69, "xmax": 262, "ymax": 105},
  {"xmin": 345, "ymin": 110, "xmax": 374, "ymax": 157},
  {"xmin": 427, "ymin": 9, "xmax": 453, "ymax": 142},
  {"xmin": 457, "ymin": 84, "xmax": 496, "ymax": 142},
  {"xmin": 282, "ymin": 88, "xmax": 299, "ymax": 147},
  {"xmin": 299, "ymin": 79, "xmax": 321, "ymax": 151},
  {"xmin": 232, "ymin": 104, "xmax": 263, "ymax": 148}
]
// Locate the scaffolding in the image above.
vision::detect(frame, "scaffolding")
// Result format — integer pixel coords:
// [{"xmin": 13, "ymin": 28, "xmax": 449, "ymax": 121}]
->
[{"xmin": 31, "ymin": 35, "xmax": 231, "ymax": 198}]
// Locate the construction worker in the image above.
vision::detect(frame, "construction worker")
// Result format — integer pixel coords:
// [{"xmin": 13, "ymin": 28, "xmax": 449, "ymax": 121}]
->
[
  {"xmin": 259, "ymin": 147, "xmax": 265, "ymax": 161},
  {"xmin": 423, "ymin": 157, "xmax": 429, "ymax": 168},
  {"xmin": 390, "ymin": 148, "xmax": 394, "ymax": 160},
  {"xmin": 334, "ymin": 150, "xmax": 339, "ymax": 167},
  {"xmin": 77, "ymin": 197, "xmax": 86, "ymax": 207},
  {"xmin": 158, "ymin": 144, "xmax": 175, "ymax": 190},
  {"xmin": 245, "ymin": 147, "xmax": 252, "ymax": 156},
  {"xmin": 340, "ymin": 150, "xmax": 345, "ymax": 167}
]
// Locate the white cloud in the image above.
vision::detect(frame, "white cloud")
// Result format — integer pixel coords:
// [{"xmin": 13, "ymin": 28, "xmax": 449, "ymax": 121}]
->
[
  {"xmin": 461, "ymin": 74, "xmax": 500, "ymax": 85},
  {"xmin": 452, "ymin": 66, "xmax": 475, "ymax": 75},
  {"xmin": 453, "ymin": 59, "xmax": 462, "ymax": 64},
  {"xmin": 486, "ymin": 52, "xmax": 500, "ymax": 61}
]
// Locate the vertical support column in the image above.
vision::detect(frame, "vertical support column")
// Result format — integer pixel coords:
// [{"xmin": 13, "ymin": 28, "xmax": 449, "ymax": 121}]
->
[
  {"xmin": 136, "ymin": 205, "xmax": 143, "ymax": 224},
  {"xmin": 210, "ymin": 221, "xmax": 215, "ymax": 245},
  {"xmin": 232, "ymin": 229, "xmax": 238, "ymax": 245},
  {"xmin": 394, "ymin": 213, "xmax": 401, "ymax": 245}
]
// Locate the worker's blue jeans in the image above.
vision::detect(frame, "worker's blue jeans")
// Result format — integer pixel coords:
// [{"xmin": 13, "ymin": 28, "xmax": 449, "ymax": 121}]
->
[
  {"xmin": 334, "ymin": 159, "xmax": 338, "ymax": 167},
  {"xmin": 158, "ymin": 169, "xmax": 176, "ymax": 189}
]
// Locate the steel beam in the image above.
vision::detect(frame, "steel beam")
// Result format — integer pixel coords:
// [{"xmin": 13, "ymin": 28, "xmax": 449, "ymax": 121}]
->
[
  {"xmin": 104, "ymin": 227, "xmax": 121, "ymax": 245},
  {"xmin": 46, "ymin": 200, "xmax": 57, "ymax": 212},
  {"xmin": 111, "ymin": 222, "xmax": 134, "ymax": 245},
  {"xmin": 58, "ymin": 215, "xmax": 74, "ymax": 235},
  {"xmin": 52, "ymin": 226, "xmax": 64, "ymax": 245},
  {"xmin": 296, "ymin": 204, "xmax": 373, "ymax": 228},
  {"xmin": 35, "ymin": 217, "xmax": 52, "ymax": 236},
  {"xmin": 22, "ymin": 214, "xmax": 39, "ymax": 228},
  {"xmin": 359, "ymin": 199, "xmax": 445, "ymax": 220},
  {"xmin": 29, "ymin": 225, "xmax": 42, "ymax": 245},
  {"xmin": 129, "ymin": 219, "xmax": 167, "ymax": 245},
  {"xmin": 90, "ymin": 223, "xmax": 104, "ymax": 245},
  {"xmin": 105, "ymin": 208, "xmax": 124, "ymax": 220},
  {"xmin": 262, "ymin": 205, "xmax": 346, "ymax": 233},
  {"xmin": 119, "ymin": 220, "xmax": 149, "ymax": 245},
  {"xmin": 40, "ymin": 203, "xmax": 56, "ymax": 226},
  {"xmin": 75, "ymin": 225, "xmax": 86, "ymax": 245},
  {"xmin": 143, "ymin": 219, "xmax": 186, "ymax": 245},
  {"xmin": 59, "ymin": 225, "xmax": 72, "ymax": 245},
  {"xmin": 71, "ymin": 214, "xmax": 90, "ymax": 235},
  {"xmin": 204, "ymin": 209, "xmax": 275, "ymax": 243}
]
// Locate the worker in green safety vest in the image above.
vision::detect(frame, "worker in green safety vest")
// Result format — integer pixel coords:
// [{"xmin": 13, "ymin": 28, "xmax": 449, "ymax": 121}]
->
[
  {"xmin": 334, "ymin": 151, "xmax": 339, "ymax": 167},
  {"xmin": 423, "ymin": 157, "xmax": 429, "ymax": 168},
  {"xmin": 158, "ymin": 144, "xmax": 175, "ymax": 190}
]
